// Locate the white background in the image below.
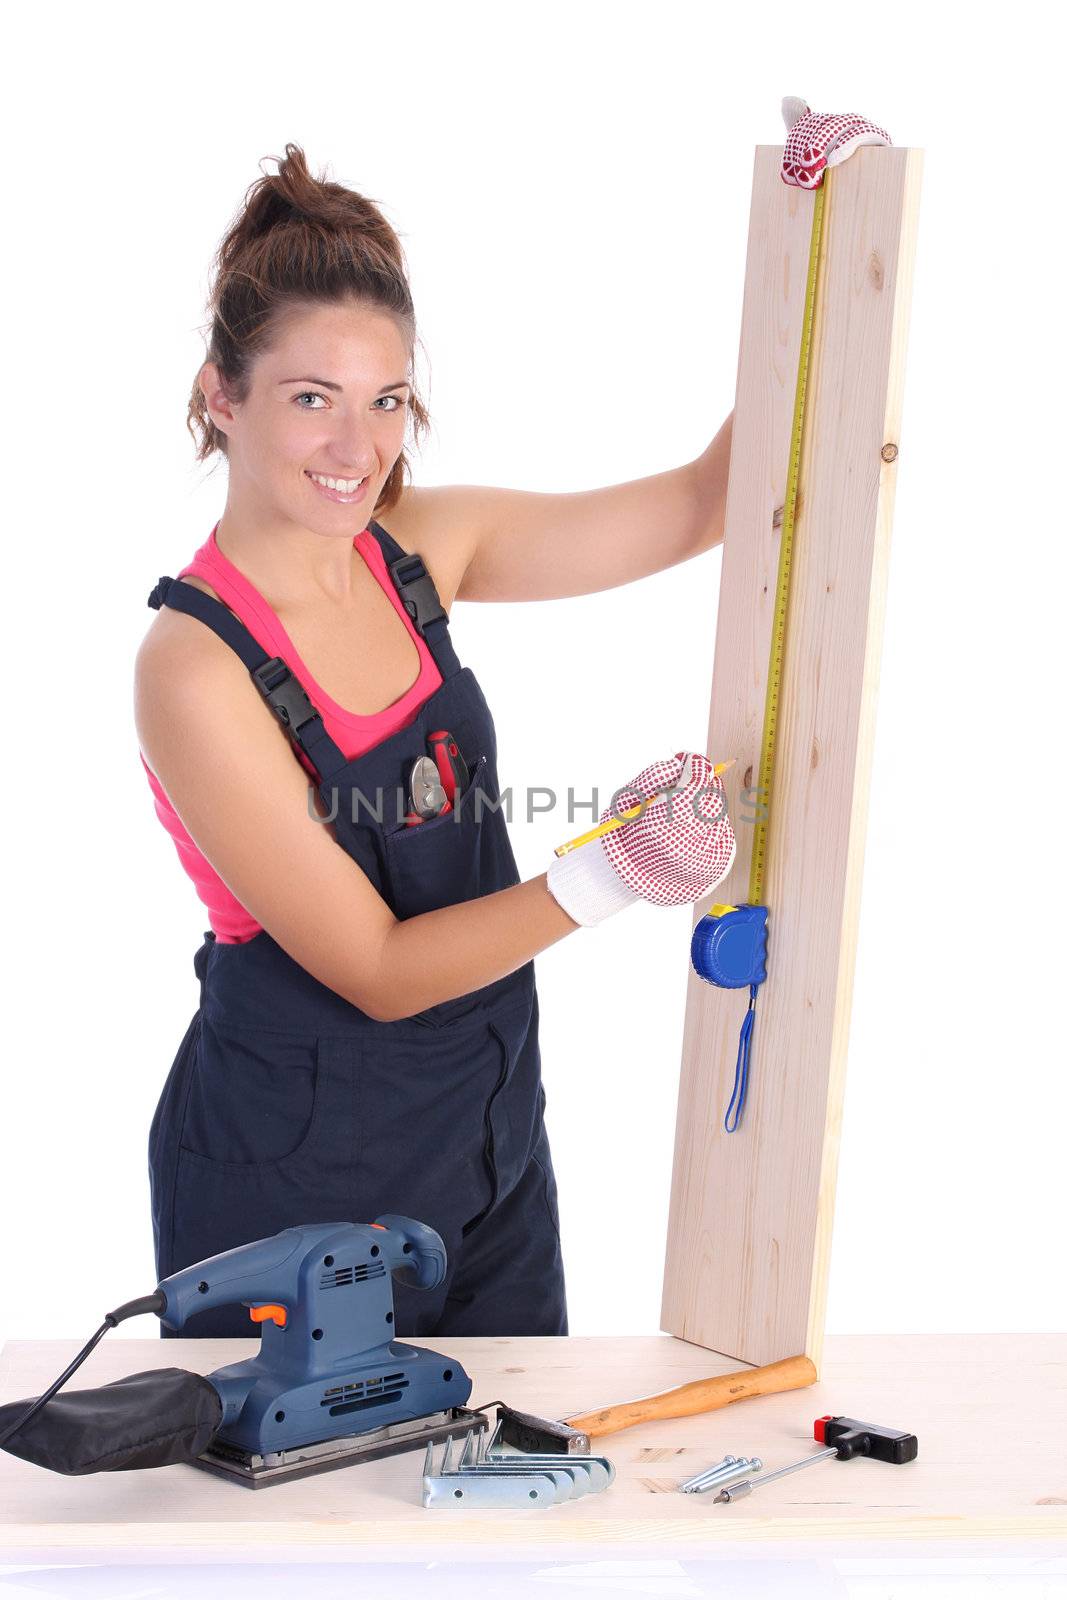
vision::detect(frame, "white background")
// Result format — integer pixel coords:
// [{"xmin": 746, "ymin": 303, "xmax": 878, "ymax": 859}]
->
[{"xmin": 1, "ymin": 0, "xmax": 1063, "ymax": 1349}]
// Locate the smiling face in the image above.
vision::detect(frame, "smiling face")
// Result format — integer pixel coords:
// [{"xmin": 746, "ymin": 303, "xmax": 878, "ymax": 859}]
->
[{"xmin": 199, "ymin": 297, "xmax": 413, "ymax": 533}]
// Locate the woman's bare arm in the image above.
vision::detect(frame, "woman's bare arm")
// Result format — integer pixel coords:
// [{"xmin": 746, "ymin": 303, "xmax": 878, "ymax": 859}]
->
[
  {"xmin": 135, "ymin": 613, "xmax": 579, "ymax": 1022},
  {"xmin": 388, "ymin": 410, "xmax": 733, "ymax": 606},
  {"xmin": 371, "ymin": 874, "xmax": 574, "ymax": 1019}
]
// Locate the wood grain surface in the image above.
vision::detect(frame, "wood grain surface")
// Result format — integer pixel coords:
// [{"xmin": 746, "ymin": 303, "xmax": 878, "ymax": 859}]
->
[
  {"xmin": 661, "ymin": 143, "xmax": 924, "ymax": 1368},
  {"xmin": 1, "ymin": 1332, "xmax": 1062, "ymax": 1552}
]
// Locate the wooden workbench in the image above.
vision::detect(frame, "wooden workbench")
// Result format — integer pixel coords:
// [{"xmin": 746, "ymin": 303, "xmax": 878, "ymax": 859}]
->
[{"xmin": 1, "ymin": 1333, "xmax": 1064, "ymax": 1557}]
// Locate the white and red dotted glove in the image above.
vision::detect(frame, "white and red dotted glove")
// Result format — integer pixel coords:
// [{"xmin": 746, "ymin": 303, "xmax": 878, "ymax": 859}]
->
[
  {"xmin": 547, "ymin": 752, "xmax": 736, "ymax": 928},
  {"xmin": 781, "ymin": 95, "xmax": 892, "ymax": 189}
]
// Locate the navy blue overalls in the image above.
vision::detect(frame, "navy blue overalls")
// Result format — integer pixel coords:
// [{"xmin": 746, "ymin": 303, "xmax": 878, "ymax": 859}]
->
[{"xmin": 145, "ymin": 520, "xmax": 568, "ymax": 1339}]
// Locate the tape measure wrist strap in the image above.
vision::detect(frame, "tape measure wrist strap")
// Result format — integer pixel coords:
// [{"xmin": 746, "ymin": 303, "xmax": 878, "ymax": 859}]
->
[{"xmin": 724, "ymin": 983, "xmax": 760, "ymax": 1133}]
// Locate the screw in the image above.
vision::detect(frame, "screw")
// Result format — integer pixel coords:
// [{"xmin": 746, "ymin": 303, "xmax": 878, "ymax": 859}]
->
[
  {"xmin": 689, "ymin": 1456, "xmax": 762, "ymax": 1495},
  {"xmin": 681, "ymin": 1455, "xmax": 762, "ymax": 1494},
  {"xmin": 679, "ymin": 1454, "xmax": 737, "ymax": 1493}
]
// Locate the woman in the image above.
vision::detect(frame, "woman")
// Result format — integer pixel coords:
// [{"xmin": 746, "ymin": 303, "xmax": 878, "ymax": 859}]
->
[{"xmin": 136, "ymin": 144, "xmax": 736, "ymax": 1339}]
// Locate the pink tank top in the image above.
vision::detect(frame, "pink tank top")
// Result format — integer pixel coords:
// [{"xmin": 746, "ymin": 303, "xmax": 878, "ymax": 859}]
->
[{"xmin": 141, "ymin": 521, "xmax": 445, "ymax": 943}]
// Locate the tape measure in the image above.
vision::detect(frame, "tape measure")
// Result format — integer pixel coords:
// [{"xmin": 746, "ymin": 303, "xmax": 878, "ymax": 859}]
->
[
  {"xmin": 690, "ymin": 174, "xmax": 830, "ymax": 1130},
  {"xmin": 749, "ymin": 175, "xmax": 828, "ymax": 903},
  {"xmin": 691, "ymin": 903, "xmax": 769, "ymax": 989}
]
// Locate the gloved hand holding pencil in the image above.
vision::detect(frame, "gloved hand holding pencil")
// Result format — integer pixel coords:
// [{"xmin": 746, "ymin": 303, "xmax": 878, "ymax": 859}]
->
[{"xmin": 546, "ymin": 752, "xmax": 736, "ymax": 928}]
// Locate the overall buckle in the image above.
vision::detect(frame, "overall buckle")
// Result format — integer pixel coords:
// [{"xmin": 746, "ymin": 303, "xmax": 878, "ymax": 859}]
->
[
  {"xmin": 252, "ymin": 657, "xmax": 318, "ymax": 733},
  {"xmin": 388, "ymin": 553, "xmax": 447, "ymax": 635}
]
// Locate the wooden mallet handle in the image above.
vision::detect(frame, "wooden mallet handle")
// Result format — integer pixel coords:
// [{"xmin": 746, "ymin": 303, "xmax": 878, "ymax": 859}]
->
[{"xmin": 564, "ymin": 1354, "xmax": 817, "ymax": 1438}]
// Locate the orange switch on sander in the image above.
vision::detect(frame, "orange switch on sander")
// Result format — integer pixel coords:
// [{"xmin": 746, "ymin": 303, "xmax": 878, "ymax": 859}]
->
[{"xmin": 248, "ymin": 1304, "xmax": 288, "ymax": 1327}]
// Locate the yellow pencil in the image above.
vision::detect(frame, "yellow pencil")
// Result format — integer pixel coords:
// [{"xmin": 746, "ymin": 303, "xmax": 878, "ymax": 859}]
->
[{"xmin": 553, "ymin": 761, "xmax": 735, "ymax": 858}]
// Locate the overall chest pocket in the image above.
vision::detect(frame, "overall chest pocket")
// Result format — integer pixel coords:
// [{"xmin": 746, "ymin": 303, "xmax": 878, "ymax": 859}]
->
[{"xmin": 382, "ymin": 754, "xmax": 515, "ymax": 920}]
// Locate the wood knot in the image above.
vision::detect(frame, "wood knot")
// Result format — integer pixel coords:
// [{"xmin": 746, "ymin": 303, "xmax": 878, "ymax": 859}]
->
[{"xmin": 881, "ymin": 443, "xmax": 899, "ymax": 463}]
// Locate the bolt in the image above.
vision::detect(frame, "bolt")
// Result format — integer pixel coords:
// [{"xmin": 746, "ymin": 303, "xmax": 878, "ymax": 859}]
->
[
  {"xmin": 689, "ymin": 1456, "xmax": 763, "ymax": 1495},
  {"xmin": 679, "ymin": 1454, "xmax": 737, "ymax": 1493}
]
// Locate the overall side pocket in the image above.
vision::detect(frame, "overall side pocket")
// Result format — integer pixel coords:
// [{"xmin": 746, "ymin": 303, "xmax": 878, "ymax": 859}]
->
[{"xmin": 178, "ymin": 1017, "xmax": 324, "ymax": 1172}]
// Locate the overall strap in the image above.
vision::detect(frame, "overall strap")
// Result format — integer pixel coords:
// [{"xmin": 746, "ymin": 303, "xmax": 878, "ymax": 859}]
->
[
  {"xmin": 367, "ymin": 520, "xmax": 462, "ymax": 681},
  {"xmin": 146, "ymin": 576, "xmax": 350, "ymax": 784}
]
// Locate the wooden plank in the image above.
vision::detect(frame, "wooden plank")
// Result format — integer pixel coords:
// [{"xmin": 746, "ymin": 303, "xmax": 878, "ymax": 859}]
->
[
  {"xmin": 2, "ymin": 1333, "xmax": 1063, "ymax": 1551},
  {"xmin": 660, "ymin": 143, "xmax": 924, "ymax": 1368}
]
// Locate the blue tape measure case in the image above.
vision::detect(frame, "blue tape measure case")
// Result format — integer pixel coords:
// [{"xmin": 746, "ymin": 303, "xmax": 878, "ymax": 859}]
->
[{"xmin": 690, "ymin": 903, "xmax": 769, "ymax": 988}]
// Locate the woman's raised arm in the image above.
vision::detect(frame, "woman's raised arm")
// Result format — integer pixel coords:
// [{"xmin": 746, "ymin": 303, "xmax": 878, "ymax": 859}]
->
[{"xmin": 391, "ymin": 410, "xmax": 733, "ymax": 606}]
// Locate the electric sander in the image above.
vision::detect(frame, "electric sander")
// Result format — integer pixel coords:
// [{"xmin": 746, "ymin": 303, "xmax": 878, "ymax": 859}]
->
[{"xmin": 0, "ymin": 1217, "xmax": 488, "ymax": 1488}]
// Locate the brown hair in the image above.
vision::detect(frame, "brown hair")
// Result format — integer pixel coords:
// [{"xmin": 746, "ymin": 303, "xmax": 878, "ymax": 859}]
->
[{"xmin": 187, "ymin": 143, "xmax": 429, "ymax": 517}]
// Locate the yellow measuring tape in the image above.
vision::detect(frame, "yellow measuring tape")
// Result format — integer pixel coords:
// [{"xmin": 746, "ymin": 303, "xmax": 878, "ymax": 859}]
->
[
  {"xmin": 747, "ymin": 174, "xmax": 830, "ymax": 906},
  {"xmin": 693, "ymin": 172, "xmax": 833, "ymax": 1133}
]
